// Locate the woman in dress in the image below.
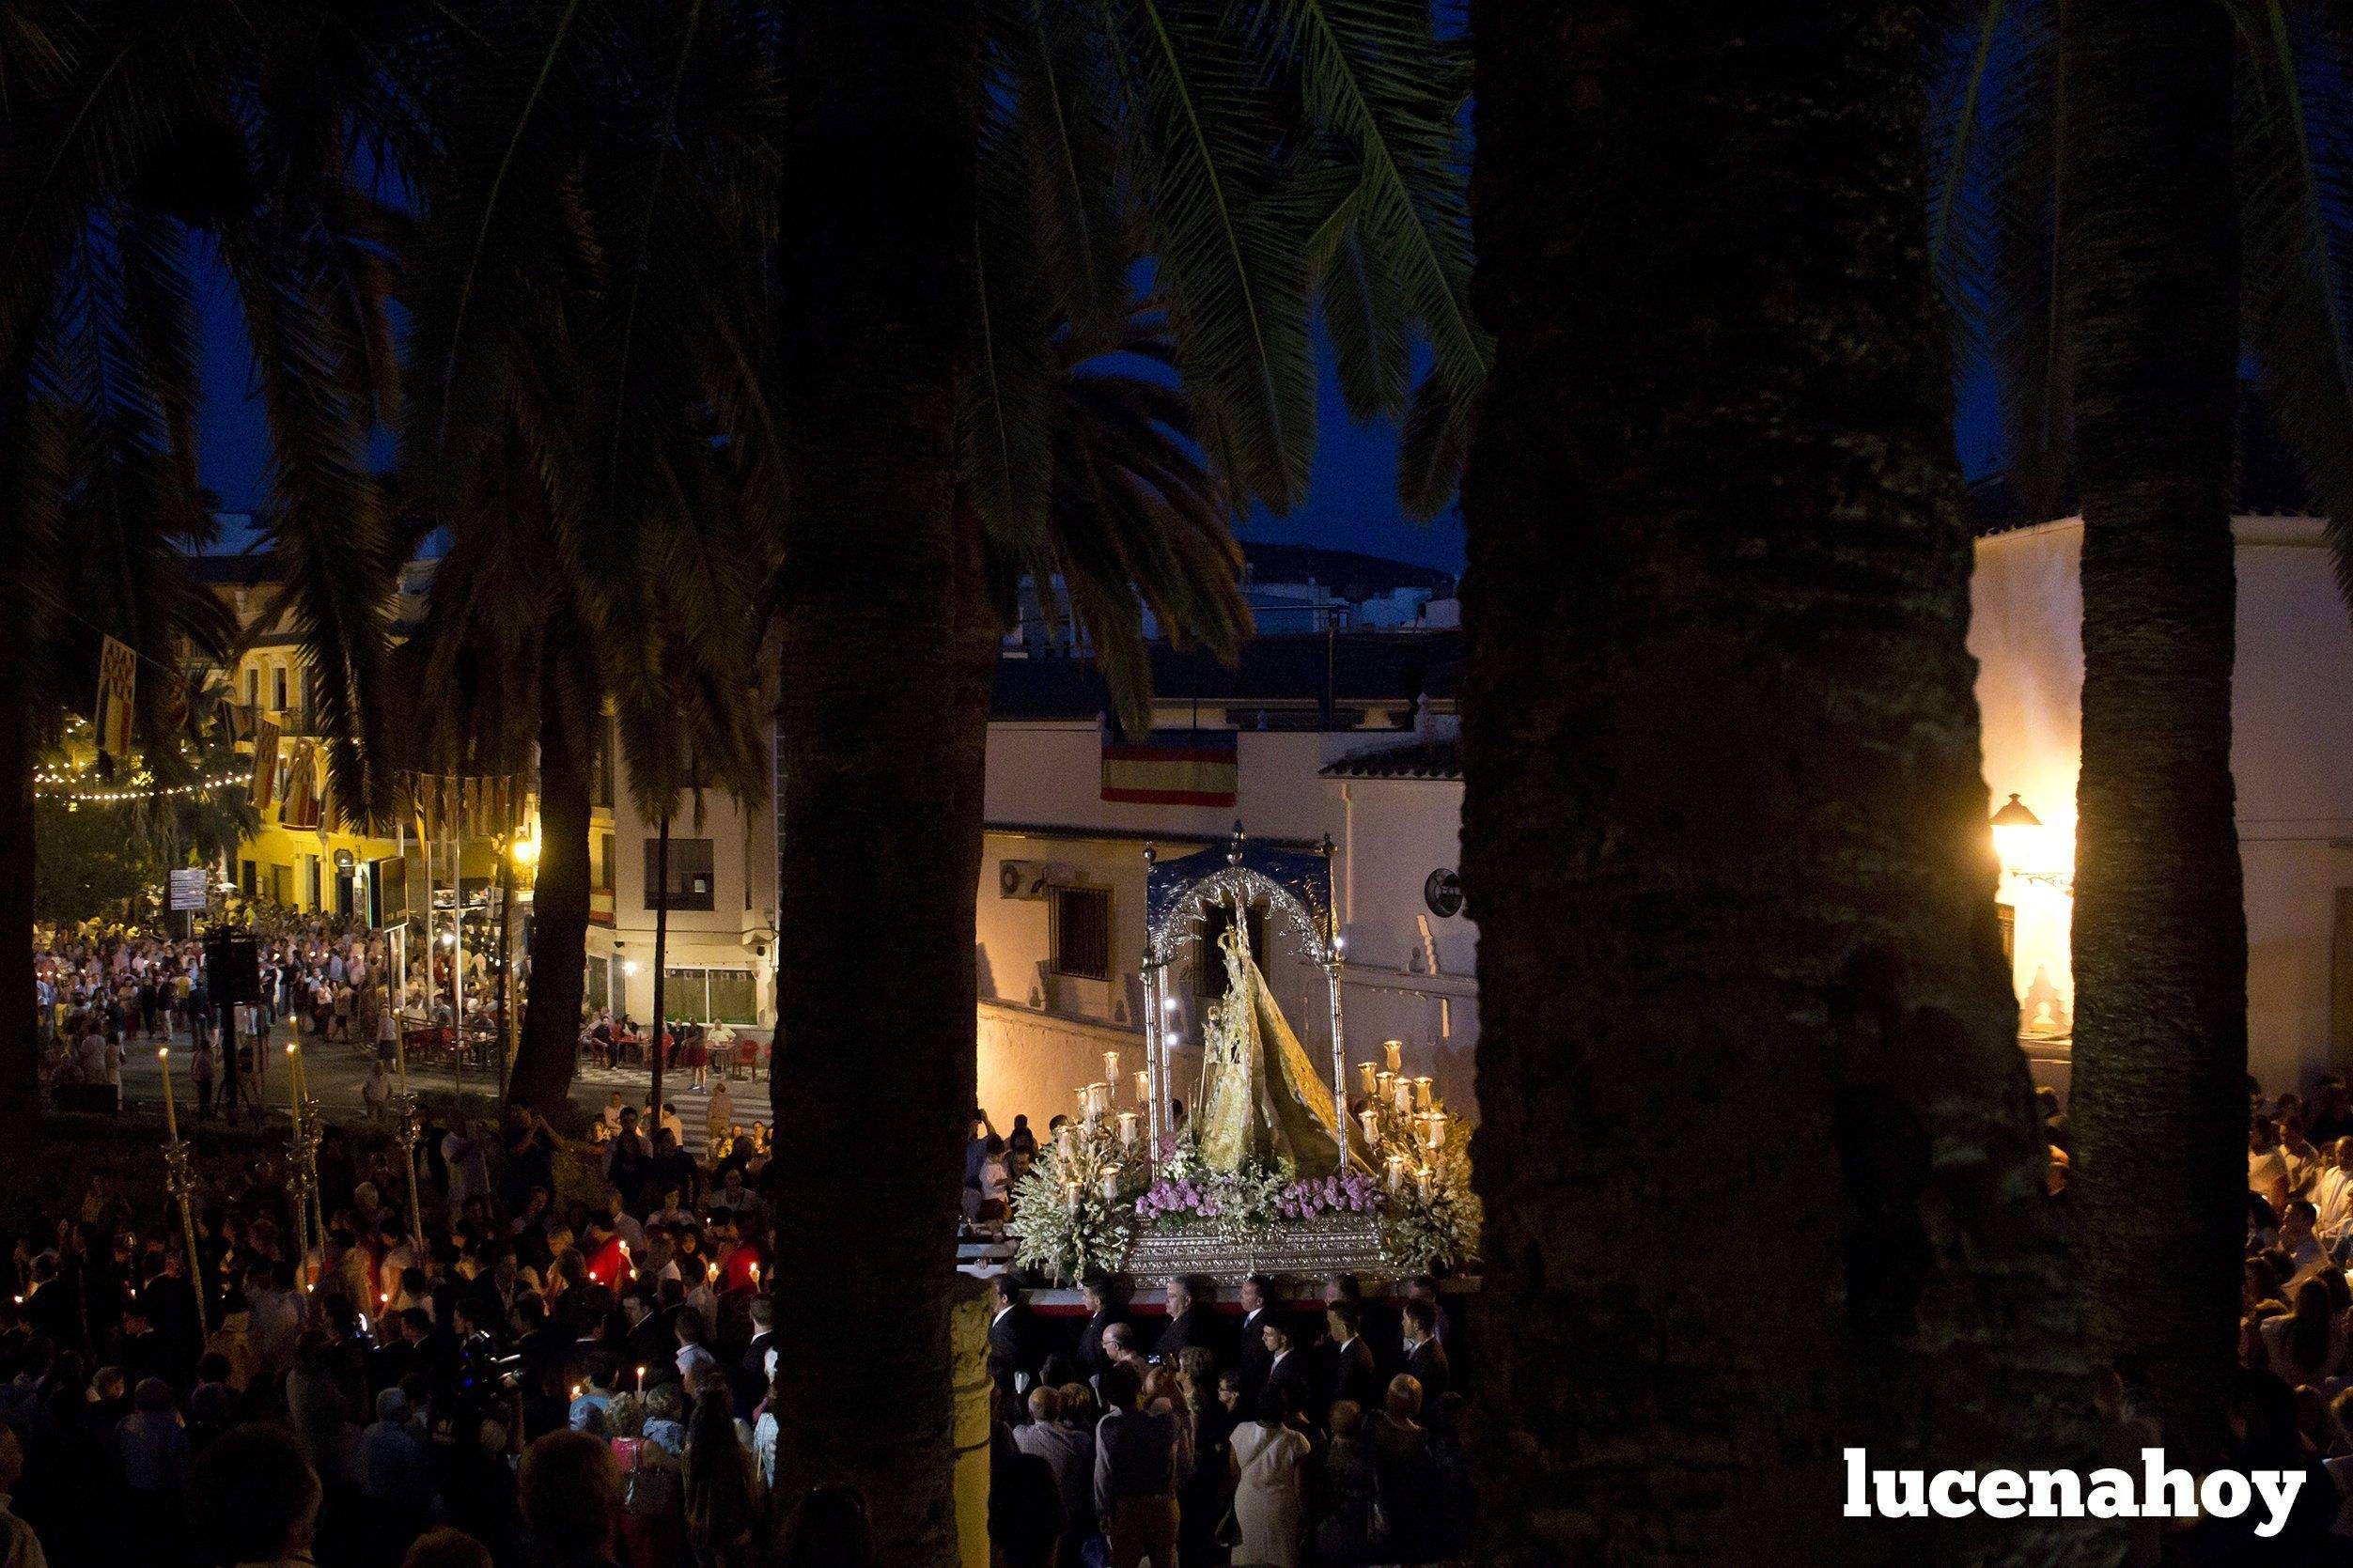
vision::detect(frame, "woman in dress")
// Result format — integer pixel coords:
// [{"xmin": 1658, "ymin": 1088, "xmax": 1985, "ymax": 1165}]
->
[{"xmin": 1228, "ymin": 1385, "xmax": 1310, "ymax": 1567}]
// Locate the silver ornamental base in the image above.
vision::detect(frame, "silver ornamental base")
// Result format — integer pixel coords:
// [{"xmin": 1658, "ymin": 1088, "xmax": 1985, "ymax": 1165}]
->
[{"xmin": 1124, "ymin": 1211, "xmax": 1389, "ymax": 1287}]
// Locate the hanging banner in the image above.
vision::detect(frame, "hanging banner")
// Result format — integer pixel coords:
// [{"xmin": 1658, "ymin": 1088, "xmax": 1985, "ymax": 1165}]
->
[
  {"xmin": 251, "ymin": 718, "xmax": 281, "ymax": 811},
  {"xmin": 95, "ymin": 636, "xmax": 136, "ymax": 756},
  {"xmin": 283, "ymin": 741, "xmax": 320, "ymax": 830}
]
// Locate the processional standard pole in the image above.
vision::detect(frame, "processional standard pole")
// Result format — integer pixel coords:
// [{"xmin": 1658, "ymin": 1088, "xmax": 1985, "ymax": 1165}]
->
[
  {"xmin": 1143, "ymin": 845, "xmax": 1161, "ymax": 1166},
  {"xmin": 1321, "ymin": 834, "xmax": 1348, "ymax": 1174}
]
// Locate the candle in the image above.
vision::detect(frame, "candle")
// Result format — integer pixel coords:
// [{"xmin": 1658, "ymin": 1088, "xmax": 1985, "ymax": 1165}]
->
[
  {"xmin": 636, "ymin": 1365, "xmax": 647, "ymax": 1390},
  {"xmin": 1425, "ymin": 1110, "xmax": 1448, "ymax": 1150},
  {"xmin": 287, "ymin": 1043, "xmax": 303, "ymax": 1121},
  {"xmin": 1076, "ymin": 1085, "xmax": 1092, "ymax": 1121},
  {"xmin": 1393, "ymin": 1079, "xmax": 1413, "ymax": 1115},
  {"xmin": 1385, "ymin": 1154, "xmax": 1407, "ymax": 1196},
  {"xmin": 1416, "ymin": 1164, "xmax": 1436, "ymax": 1199},
  {"xmin": 1099, "ymin": 1165, "xmax": 1121, "ymax": 1201},
  {"xmin": 157, "ymin": 1048, "xmax": 177, "ymax": 1141},
  {"xmin": 1103, "ymin": 1050, "xmax": 1122, "ymax": 1091},
  {"xmin": 1064, "ymin": 1180, "xmax": 1082, "ymax": 1214},
  {"xmin": 1376, "ymin": 1070, "xmax": 1395, "ymax": 1104},
  {"xmin": 1359, "ymin": 1108, "xmax": 1379, "ymax": 1146},
  {"xmin": 1118, "ymin": 1111, "xmax": 1139, "ymax": 1148},
  {"xmin": 1383, "ymin": 1039, "xmax": 1403, "ymax": 1074},
  {"xmin": 1134, "ymin": 1070, "xmax": 1150, "ymax": 1105},
  {"xmin": 1056, "ymin": 1124, "xmax": 1075, "ymax": 1159},
  {"xmin": 749, "ymin": 1261, "xmax": 761, "ymax": 1287},
  {"xmin": 1358, "ymin": 1062, "xmax": 1377, "ymax": 1097},
  {"xmin": 1414, "ymin": 1076, "xmax": 1434, "ymax": 1111}
]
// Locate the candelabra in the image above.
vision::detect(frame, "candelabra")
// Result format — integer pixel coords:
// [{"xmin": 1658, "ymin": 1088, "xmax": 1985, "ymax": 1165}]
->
[
  {"xmin": 163, "ymin": 1139, "xmax": 208, "ymax": 1339},
  {"xmin": 396, "ymin": 1090, "xmax": 427, "ymax": 1247}
]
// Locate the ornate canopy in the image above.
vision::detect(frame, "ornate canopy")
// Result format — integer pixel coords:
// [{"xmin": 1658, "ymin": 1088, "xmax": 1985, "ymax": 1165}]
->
[{"xmin": 1144, "ymin": 828, "xmax": 1336, "ymax": 967}]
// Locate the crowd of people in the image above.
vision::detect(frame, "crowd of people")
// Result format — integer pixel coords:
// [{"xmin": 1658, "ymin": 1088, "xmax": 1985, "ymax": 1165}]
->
[{"xmin": 984, "ymin": 1269, "xmax": 1472, "ymax": 1567}]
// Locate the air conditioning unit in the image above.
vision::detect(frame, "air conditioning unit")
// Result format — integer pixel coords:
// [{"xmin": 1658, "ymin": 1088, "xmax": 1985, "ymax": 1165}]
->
[{"xmin": 999, "ymin": 860, "xmax": 1068, "ymax": 900}]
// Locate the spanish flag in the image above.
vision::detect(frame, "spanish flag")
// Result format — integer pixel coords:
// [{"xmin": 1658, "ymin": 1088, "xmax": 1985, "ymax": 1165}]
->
[{"xmin": 1100, "ymin": 729, "xmax": 1238, "ymax": 807}]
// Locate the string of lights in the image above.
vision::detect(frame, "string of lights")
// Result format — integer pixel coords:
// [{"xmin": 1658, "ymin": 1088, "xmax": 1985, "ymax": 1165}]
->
[{"xmin": 34, "ymin": 769, "xmax": 249, "ymax": 804}]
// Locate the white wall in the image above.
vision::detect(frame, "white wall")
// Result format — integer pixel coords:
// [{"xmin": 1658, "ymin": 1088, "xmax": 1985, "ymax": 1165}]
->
[
  {"xmin": 1970, "ymin": 517, "xmax": 2353, "ymax": 1093},
  {"xmin": 975, "ymin": 720, "xmax": 1480, "ymax": 1126}
]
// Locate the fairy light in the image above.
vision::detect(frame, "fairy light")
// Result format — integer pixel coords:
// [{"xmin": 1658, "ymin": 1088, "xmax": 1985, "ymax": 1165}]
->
[{"xmin": 33, "ymin": 768, "xmax": 248, "ymax": 803}]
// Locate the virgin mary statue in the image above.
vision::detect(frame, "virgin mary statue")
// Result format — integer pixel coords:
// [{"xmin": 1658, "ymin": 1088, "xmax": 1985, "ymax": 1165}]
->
[{"xmin": 1193, "ymin": 910, "xmax": 1372, "ymax": 1175}]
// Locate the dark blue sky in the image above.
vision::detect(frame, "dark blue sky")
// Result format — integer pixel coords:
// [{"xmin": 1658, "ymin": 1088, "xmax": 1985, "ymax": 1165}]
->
[{"xmin": 197, "ymin": 261, "xmax": 2005, "ymax": 576}]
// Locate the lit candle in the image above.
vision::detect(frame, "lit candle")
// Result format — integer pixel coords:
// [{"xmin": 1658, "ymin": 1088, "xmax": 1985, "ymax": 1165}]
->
[
  {"xmin": 1416, "ymin": 1164, "xmax": 1436, "ymax": 1199},
  {"xmin": 1117, "ymin": 1111, "xmax": 1139, "ymax": 1148},
  {"xmin": 1358, "ymin": 1062, "xmax": 1377, "ymax": 1097},
  {"xmin": 1385, "ymin": 1154, "xmax": 1407, "ymax": 1196},
  {"xmin": 750, "ymin": 1262, "xmax": 761, "ymax": 1287},
  {"xmin": 636, "ymin": 1365, "xmax": 647, "ymax": 1389},
  {"xmin": 1414, "ymin": 1076, "xmax": 1434, "ymax": 1111},
  {"xmin": 1103, "ymin": 1050, "xmax": 1122, "ymax": 1091},
  {"xmin": 1393, "ymin": 1078, "xmax": 1413, "ymax": 1116},
  {"xmin": 1383, "ymin": 1039, "xmax": 1403, "ymax": 1074},
  {"xmin": 287, "ymin": 1043, "xmax": 303, "ymax": 1121},
  {"xmin": 1425, "ymin": 1110, "xmax": 1448, "ymax": 1150},
  {"xmin": 1359, "ymin": 1108, "xmax": 1379, "ymax": 1146},
  {"xmin": 1134, "ymin": 1070, "xmax": 1150, "ymax": 1105},
  {"xmin": 157, "ymin": 1048, "xmax": 177, "ymax": 1141},
  {"xmin": 1099, "ymin": 1164, "xmax": 1121, "ymax": 1201}
]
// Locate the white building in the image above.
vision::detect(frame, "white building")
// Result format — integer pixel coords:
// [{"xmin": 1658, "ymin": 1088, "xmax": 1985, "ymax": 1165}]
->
[
  {"xmin": 1970, "ymin": 512, "xmax": 2353, "ymax": 1095},
  {"xmin": 580, "ymin": 717, "xmax": 783, "ymax": 1038},
  {"xmin": 971, "ymin": 631, "xmax": 1476, "ymax": 1128}
]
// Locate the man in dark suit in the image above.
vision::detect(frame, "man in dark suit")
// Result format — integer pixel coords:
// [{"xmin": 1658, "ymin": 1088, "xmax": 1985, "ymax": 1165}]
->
[
  {"xmin": 1322, "ymin": 1300, "xmax": 1379, "ymax": 1417},
  {"xmin": 1150, "ymin": 1276, "xmax": 1213, "ymax": 1365},
  {"xmin": 989, "ymin": 1277, "xmax": 1045, "ymax": 1401},
  {"xmin": 1402, "ymin": 1297, "xmax": 1451, "ymax": 1401},
  {"xmin": 1236, "ymin": 1273, "xmax": 1278, "ymax": 1405},
  {"xmin": 1076, "ymin": 1274, "xmax": 1128, "ymax": 1384},
  {"xmin": 1260, "ymin": 1316, "xmax": 1313, "ymax": 1417},
  {"xmin": 737, "ymin": 1295, "xmax": 778, "ymax": 1414}
]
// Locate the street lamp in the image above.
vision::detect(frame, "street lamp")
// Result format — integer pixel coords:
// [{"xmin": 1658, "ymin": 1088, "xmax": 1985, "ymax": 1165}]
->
[{"xmin": 1989, "ymin": 793, "xmax": 2043, "ymax": 875}]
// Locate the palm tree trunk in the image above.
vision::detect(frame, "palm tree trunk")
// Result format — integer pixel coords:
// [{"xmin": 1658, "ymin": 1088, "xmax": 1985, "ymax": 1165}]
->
[
  {"xmin": 764, "ymin": 4, "xmax": 981, "ymax": 1560},
  {"xmin": 514, "ymin": 656, "xmax": 594, "ymax": 1119},
  {"xmin": 649, "ymin": 814, "xmax": 669, "ymax": 1116},
  {"xmin": 2060, "ymin": 0, "xmax": 2244, "ymax": 1460},
  {"xmin": 0, "ymin": 669, "xmax": 36, "ymax": 1134},
  {"xmin": 1459, "ymin": 4, "xmax": 2103, "ymax": 1560}
]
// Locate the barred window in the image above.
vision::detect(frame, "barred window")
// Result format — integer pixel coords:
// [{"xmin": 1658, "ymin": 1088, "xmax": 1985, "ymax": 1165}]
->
[{"xmin": 1051, "ymin": 887, "xmax": 1112, "ymax": 982}]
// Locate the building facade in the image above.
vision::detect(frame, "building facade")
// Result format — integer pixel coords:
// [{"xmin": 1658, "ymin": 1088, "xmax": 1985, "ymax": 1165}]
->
[{"xmin": 1970, "ymin": 514, "xmax": 2353, "ymax": 1094}]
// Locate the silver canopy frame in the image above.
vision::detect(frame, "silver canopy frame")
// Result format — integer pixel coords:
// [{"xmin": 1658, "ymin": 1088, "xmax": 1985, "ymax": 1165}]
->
[{"xmin": 1141, "ymin": 823, "xmax": 1346, "ymax": 1172}]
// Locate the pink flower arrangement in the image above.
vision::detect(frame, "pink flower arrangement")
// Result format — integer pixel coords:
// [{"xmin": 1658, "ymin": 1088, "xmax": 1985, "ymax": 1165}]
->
[
  {"xmin": 1276, "ymin": 1172, "xmax": 1381, "ymax": 1221},
  {"xmin": 1134, "ymin": 1178, "xmax": 1223, "ymax": 1222}
]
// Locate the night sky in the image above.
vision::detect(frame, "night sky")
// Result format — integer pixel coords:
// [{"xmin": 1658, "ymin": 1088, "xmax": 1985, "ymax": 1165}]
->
[{"xmin": 195, "ymin": 262, "xmax": 2007, "ymax": 576}]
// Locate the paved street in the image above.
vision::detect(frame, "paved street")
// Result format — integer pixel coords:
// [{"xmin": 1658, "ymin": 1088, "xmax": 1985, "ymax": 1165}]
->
[{"xmin": 104, "ymin": 1017, "xmax": 767, "ymax": 1158}]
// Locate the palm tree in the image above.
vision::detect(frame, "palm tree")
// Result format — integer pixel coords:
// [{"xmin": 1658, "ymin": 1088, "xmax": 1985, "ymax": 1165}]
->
[
  {"xmin": 0, "ymin": 1, "xmax": 413, "ymax": 1123},
  {"xmin": 1457, "ymin": 4, "xmax": 2105, "ymax": 1560},
  {"xmin": 393, "ymin": 0, "xmax": 782, "ymax": 1120},
  {"xmin": 764, "ymin": 4, "xmax": 1473, "ymax": 1551},
  {"xmin": 1931, "ymin": 0, "xmax": 2353, "ymax": 1444}
]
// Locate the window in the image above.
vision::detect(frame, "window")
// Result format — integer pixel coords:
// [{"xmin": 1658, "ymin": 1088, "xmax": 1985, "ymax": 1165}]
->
[
  {"xmin": 243, "ymin": 667, "xmax": 258, "ymax": 706},
  {"xmin": 240, "ymin": 860, "xmax": 257, "ymax": 897},
  {"xmin": 662, "ymin": 967, "xmax": 758, "ymax": 1025},
  {"xmin": 1051, "ymin": 886, "xmax": 1112, "ymax": 982},
  {"xmin": 592, "ymin": 719, "xmax": 616, "ymax": 809},
  {"xmin": 594, "ymin": 832, "xmax": 616, "ymax": 894},
  {"xmin": 644, "ymin": 836, "xmax": 716, "ymax": 911},
  {"xmin": 272, "ymin": 666, "xmax": 288, "ymax": 711},
  {"xmin": 1194, "ymin": 902, "xmax": 1269, "ymax": 998}
]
